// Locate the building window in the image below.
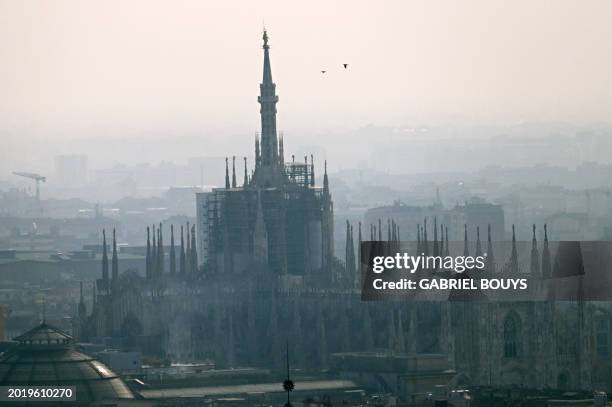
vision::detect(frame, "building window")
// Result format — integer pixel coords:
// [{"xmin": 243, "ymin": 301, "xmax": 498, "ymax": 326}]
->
[{"xmin": 504, "ymin": 312, "xmax": 521, "ymax": 358}]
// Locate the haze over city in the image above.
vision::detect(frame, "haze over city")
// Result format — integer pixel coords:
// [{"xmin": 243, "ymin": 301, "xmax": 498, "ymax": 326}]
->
[{"xmin": 2, "ymin": 0, "xmax": 612, "ymax": 174}]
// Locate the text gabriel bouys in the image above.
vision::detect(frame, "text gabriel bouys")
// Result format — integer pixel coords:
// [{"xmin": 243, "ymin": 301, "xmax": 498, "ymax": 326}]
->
[{"xmin": 373, "ymin": 278, "xmax": 528, "ymax": 290}]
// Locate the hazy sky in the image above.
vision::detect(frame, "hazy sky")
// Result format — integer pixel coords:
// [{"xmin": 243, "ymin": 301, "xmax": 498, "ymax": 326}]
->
[{"xmin": 1, "ymin": 0, "xmax": 611, "ymax": 139}]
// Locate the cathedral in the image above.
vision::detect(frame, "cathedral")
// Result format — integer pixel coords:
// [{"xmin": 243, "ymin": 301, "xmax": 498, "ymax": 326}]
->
[
  {"xmin": 76, "ymin": 31, "xmax": 612, "ymax": 399},
  {"xmin": 195, "ymin": 30, "xmax": 335, "ymax": 285}
]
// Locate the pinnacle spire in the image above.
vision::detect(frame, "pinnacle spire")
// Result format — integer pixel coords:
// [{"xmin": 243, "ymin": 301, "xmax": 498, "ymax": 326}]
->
[
  {"xmin": 232, "ymin": 156, "xmax": 237, "ymax": 188},
  {"xmin": 102, "ymin": 229, "xmax": 108, "ymax": 286},
  {"xmin": 225, "ymin": 157, "xmax": 230, "ymax": 189},
  {"xmin": 323, "ymin": 160, "xmax": 329, "ymax": 195},
  {"xmin": 112, "ymin": 228, "xmax": 118, "ymax": 281},
  {"xmin": 257, "ymin": 28, "xmax": 279, "ymax": 169},
  {"xmin": 243, "ymin": 157, "xmax": 248, "ymax": 187},
  {"xmin": 310, "ymin": 154, "xmax": 315, "ymax": 187}
]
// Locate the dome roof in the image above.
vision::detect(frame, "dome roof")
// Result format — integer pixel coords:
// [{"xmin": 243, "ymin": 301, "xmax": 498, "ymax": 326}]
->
[{"xmin": 0, "ymin": 323, "xmax": 134, "ymax": 405}]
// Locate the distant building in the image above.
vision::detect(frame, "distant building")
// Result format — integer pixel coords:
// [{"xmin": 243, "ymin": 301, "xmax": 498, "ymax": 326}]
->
[
  {"xmin": 365, "ymin": 199, "xmax": 505, "ymax": 242},
  {"xmin": 55, "ymin": 154, "xmax": 88, "ymax": 188}
]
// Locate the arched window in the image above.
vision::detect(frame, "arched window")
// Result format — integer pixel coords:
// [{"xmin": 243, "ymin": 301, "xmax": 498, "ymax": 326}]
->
[{"xmin": 504, "ymin": 312, "xmax": 521, "ymax": 358}]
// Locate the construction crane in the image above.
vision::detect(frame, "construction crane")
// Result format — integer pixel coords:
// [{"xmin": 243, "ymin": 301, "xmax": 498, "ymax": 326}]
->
[{"xmin": 13, "ymin": 171, "xmax": 46, "ymax": 202}]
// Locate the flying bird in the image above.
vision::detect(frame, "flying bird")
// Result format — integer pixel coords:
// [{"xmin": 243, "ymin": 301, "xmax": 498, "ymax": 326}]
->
[
  {"xmin": 343, "ymin": 63, "xmax": 348, "ymax": 69},
  {"xmin": 321, "ymin": 70, "xmax": 327, "ymax": 74}
]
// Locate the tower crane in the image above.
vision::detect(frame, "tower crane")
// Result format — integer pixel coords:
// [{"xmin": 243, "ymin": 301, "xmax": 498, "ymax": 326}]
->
[{"xmin": 12, "ymin": 171, "xmax": 46, "ymax": 202}]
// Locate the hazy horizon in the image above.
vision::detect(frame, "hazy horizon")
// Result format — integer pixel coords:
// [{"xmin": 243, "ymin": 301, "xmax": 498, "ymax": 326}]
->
[
  {"xmin": 1, "ymin": 0, "xmax": 612, "ymax": 136},
  {"xmin": 2, "ymin": 0, "xmax": 612, "ymax": 181}
]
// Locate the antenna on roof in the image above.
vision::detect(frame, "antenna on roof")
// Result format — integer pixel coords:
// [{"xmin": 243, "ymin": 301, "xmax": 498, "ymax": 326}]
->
[{"xmin": 282, "ymin": 339, "xmax": 294, "ymax": 406}]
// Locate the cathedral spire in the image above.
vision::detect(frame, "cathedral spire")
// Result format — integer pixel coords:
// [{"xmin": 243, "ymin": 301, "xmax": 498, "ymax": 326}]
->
[
  {"xmin": 463, "ymin": 224, "xmax": 469, "ymax": 256},
  {"xmin": 101, "ymin": 229, "xmax": 108, "ymax": 289},
  {"xmin": 486, "ymin": 224, "xmax": 496, "ymax": 273},
  {"xmin": 433, "ymin": 217, "xmax": 439, "ymax": 256},
  {"xmin": 185, "ymin": 222, "xmax": 191, "ymax": 274},
  {"xmin": 323, "ymin": 160, "xmax": 329, "ymax": 195},
  {"xmin": 423, "ymin": 218, "xmax": 429, "ymax": 256},
  {"xmin": 508, "ymin": 224, "xmax": 519, "ymax": 273},
  {"xmin": 304, "ymin": 156, "xmax": 309, "ymax": 186},
  {"xmin": 146, "ymin": 226, "xmax": 151, "ymax": 279},
  {"xmin": 170, "ymin": 224, "xmax": 176, "ymax": 275},
  {"xmin": 475, "ymin": 226, "xmax": 482, "ymax": 257},
  {"xmin": 225, "ymin": 157, "xmax": 230, "ymax": 189},
  {"xmin": 243, "ymin": 157, "xmax": 248, "ymax": 187},
  {"xmin": 111, "ymin": 228, "xmax": 118, "ymax": 284},
  {"xmin": 257, "ymin": 29, "xmax": 279, "ymax": 168},
  {"xmin": 530, "ymin": 224, "xmax": 540, "ymax": 275},
  {"xmin": 231, "ymin": 156, "xmax": 237, "ymax": 188},
  {"xmin": 180, "ymin": 225, "xmax": 186, "ymax": 275},
  {"xmin": 310, "ymin": 154, "xmax": 315, "ymax": 187},
  {"xmin": 444, "ymin": 226, "xmax": 450, "ymax": 257},
  {"xmin": 190, "ymin": 225, "xmax": 198, "ymax": 273}
]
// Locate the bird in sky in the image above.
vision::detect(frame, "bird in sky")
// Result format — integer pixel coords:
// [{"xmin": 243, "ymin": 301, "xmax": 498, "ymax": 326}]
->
[
  {"xmin": 343, "ymin": 63, "xmax": 348, "ymax": 69},
  {"xmin": 321, "ymin": 70, "xmax": 327, "ymax": 74}
]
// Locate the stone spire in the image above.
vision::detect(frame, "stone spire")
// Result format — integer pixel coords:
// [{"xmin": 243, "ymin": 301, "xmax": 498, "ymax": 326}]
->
[
  {"xmin": 101, "ymin": 229, "xmax": 109, "ymax": 290},
  {"xmin": 444, "ymin": 226, "xmax": 450, "ymax": 257},
  {"xmin": 439, "ymin": 223, "xmax": 444, "ymax": 257},
  {"xmin": 170, "ymin": 224, "xmax": 176, "ymax": 275},
  {"xmin": 158, "ymin": 223, "xmax": 164, "ymax": 276},
  {"xmin": 225, "ymin": 157, "xmax": 230, "ymax": 189},
  {"xmin": 357, "ymin": 221, "xmax": 362, "ymax": 278},
  {"xmin": 111, "ymin": 228, "xmax": 119, "ymax": 290},
  {"xmin": 486, "ymin": 224, "xmax": 496, "ymax": 273},
  {"xmin": 146, "ymin": 226, "xmax": 151, "ymax": 279},
  {"xmin": 507, "ymin": 225, "xmax": 519, "ymax": 273},
  {"xmin": 463, "ymin": 224, "xmax": 469, "ymax": 256},
  {"xmin": 541, "ymin": 224, "xmax": 551, "ymax": 279},
  {"xmin": 258, "ymin": 29, "xmax": 279, "ymax": 168},
  {"xmin": 185, "ymin": 222, "xmax": 191, "ymax": 274},
  {"xmin": 230, "ymin": 156, "xmax": 236, "ymax": 188},
  {"xmin": 179, "ymin": 225, "xmax": 186, "ymax": 275},
  {"xmin": 279, "ymin": 134, "xmax": 285, "ymax": 166},
  {"xmin": 433, "ymin": 217, "xmax": 439, "ymax": 256},
  {"xmin": 304, "ymin": 156, "xmax": 309, "ymax": 186},
  {"xmin": 310, "ymin": 154, "xmax": 315, "ymax": 187},
  {"xmin": 323, "ymin": 160, "xmax": 329, "ymax": 196},
  {"xmin": 423, "ymin": 218, "xmax": 429, "ymax": 256},
  {"xmin": 190, "ymin": 225, "xmax": 198, "ymax": 273},
  {"xmin": 416, "ymin": 224, "xmax": 421, "ymax": 254},
  {"xmin": 151, "ymin": 225, "xmax": 157, "ymax": 275},
  {"xmin": 243, "ymin": 157, "xmax": 248, "ymax": 187},
  {"xmin": 378, "ymin": 218, "xmax": 382, "ymax": 241},
  {"xmin": 475, "ymin": 226, "xmax": 482, "ymax": 257},
  {"xmin": 530, "ymin": 224, "xmax": 540, "ymax": 275}
]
